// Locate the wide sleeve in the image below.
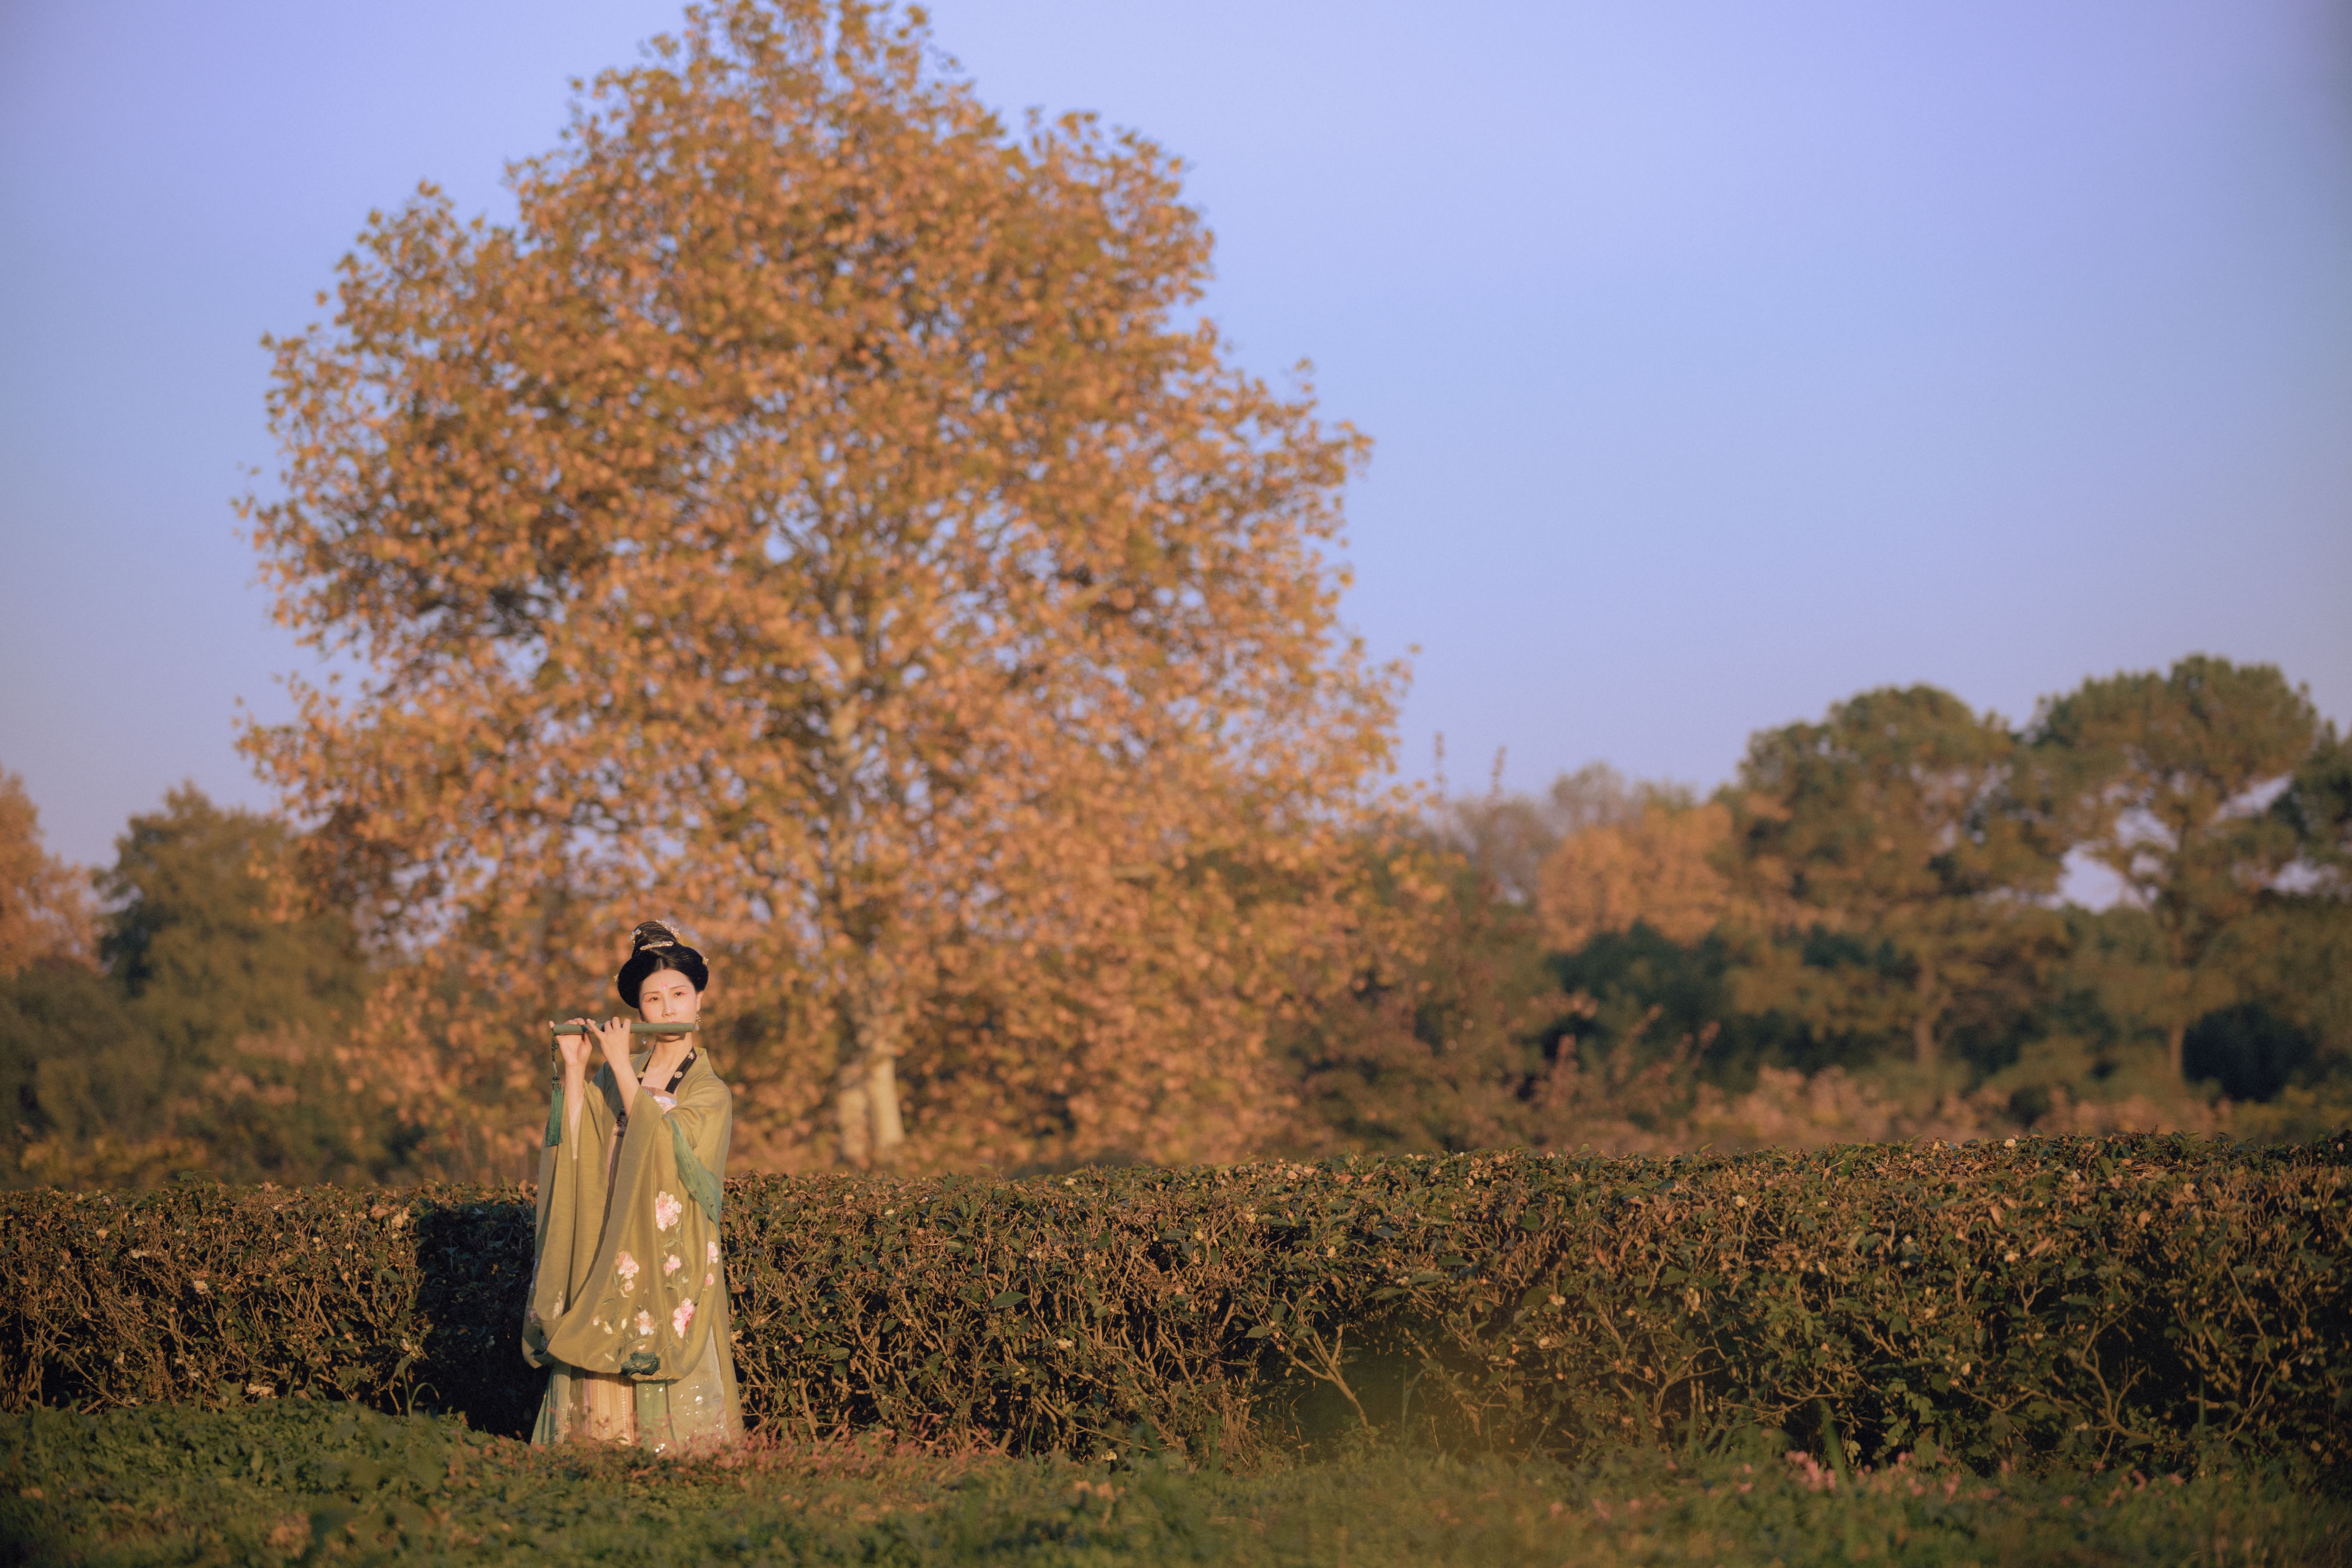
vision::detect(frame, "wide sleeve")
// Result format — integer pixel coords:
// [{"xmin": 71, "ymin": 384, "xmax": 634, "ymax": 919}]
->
[
  {"xmin": 663, "ymin": 1061, "xmax": 732, "ymax": 1225},
  {"xmin": 541, "ymin": 1064, "xmax": 732, "ymax": 1383},
  {"xmin": 523, "ymin": 1062, "xmax": 620, "ymax": 1370}
]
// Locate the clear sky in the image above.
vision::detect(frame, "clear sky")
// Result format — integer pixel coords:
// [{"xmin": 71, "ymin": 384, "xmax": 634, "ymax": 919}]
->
[{"xmin": 3, "ymin": 0, "xmax": 2347, "ymax": 867}]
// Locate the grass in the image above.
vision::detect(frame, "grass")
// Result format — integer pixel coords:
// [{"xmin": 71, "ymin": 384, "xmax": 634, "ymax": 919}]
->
[{"xmin": 1, "ymin": 1402, "xmax": 2341, "ymax": 1567}]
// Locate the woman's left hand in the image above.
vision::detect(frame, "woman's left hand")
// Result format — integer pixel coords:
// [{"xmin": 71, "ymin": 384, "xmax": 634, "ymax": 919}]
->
[{"xmin": 594, "ymin": 1016, "xmax": 635, "ymax": 1071}]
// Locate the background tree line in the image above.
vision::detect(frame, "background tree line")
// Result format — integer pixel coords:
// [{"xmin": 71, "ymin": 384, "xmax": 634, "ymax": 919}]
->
[
  {"xmin": 5, "ymin": 651, "xmax": 2344, "ymax": 1186},
  {"xmin": 1315, "ymin": 655, "xmax": 2349, "ymax": 1159}
]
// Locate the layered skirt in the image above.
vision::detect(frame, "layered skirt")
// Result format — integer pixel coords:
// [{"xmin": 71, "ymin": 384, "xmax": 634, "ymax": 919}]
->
[{"xmin": 531, "ymin": 1339, "xmax": 743, "ymax": 1455}]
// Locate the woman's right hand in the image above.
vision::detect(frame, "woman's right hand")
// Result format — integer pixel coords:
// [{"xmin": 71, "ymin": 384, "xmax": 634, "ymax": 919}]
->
[
  {"xmin": 594, "ymin": 1015, "xmax": 636, "ymax": 1074},
  {"xmin": 554, "ymin": 1019, "xmax": 596, "ymax": 1076}
]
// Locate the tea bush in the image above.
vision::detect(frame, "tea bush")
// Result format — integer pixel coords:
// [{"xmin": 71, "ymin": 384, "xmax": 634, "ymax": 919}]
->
[{"xmin": 2, "ymin": 1134, "xmax": 2346, "ymax": 1475}]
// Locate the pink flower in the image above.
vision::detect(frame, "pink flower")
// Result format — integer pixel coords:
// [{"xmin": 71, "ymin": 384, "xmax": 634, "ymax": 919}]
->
[
  {"xmin": 703, "ymin": 1271, "xmax": 714, "ymax": 1288},
  {"xmin": 672, "ymin": 1300, "xmax": 695, "ymax": 1337},
  {"xmin": 636, "ymin": 1310, "xmax": 654, "ymax": 1338},
  {"xmin": 614, "ymin": 1251, "xmax": 640, "ymax": 1289},
  {"xmin": 663, "ymin": 1253, "xmax": 682, "ymax": 1278},
  {"xmin": 706, "ymin": 1239, "xmax": 719, "ymax": 1264},
  {"xmin": 654, "ymin": 1191, "xmax": 684, "ymax": 1231}
]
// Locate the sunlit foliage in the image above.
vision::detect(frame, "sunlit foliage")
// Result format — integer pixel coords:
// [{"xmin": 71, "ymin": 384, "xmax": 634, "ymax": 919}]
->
[{"xmin": 241, "ymin": 0, "xmax": 1401, "ymax": 1174}]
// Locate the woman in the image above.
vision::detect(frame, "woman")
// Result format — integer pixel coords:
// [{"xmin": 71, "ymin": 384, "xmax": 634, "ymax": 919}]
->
[{"xmin": 523, "ymin": 919, "xmax": 744, "ymax": 1452}]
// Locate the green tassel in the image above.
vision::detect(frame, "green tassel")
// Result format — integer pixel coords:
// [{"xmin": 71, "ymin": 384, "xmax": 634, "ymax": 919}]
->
[{"xmin": 544, "ymin": 1084, "xmax": 563, "ymax": 1149}]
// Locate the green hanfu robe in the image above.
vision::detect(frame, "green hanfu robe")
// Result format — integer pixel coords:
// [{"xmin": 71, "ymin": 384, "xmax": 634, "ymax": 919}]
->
[{"xmin": 524, "ymin": 1048, "xmax": 743, "ymax": 1454}]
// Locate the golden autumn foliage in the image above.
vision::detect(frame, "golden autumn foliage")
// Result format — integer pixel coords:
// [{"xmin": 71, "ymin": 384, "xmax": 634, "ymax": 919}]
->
[
  {"xmin": 1535, "ymin": 800, "xmax": 1737, "ymax": 952},
  {"xmin": 240, "ymin": 0, "xmax": 1401, "ymax": 1174},
  {"xmin": 0, "ymin": 768, "xmax": 93, "ymax": 975}
]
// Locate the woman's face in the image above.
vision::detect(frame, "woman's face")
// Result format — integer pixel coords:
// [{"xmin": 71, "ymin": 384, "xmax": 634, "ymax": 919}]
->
[{"xmin": 636, "ymin": 968, "xmax": 701, "ymax": 1026}]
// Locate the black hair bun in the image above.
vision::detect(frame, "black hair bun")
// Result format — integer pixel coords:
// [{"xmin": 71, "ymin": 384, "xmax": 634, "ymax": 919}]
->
[
  {"xmin": 616, "ymin": 919, "xmax": 710, "ymax": 1009},
  {"xmin": 631, "ymin": 920, "xmax": 683, "ymax": 953}
]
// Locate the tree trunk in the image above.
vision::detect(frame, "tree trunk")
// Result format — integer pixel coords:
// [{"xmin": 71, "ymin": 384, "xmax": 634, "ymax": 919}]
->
[
  {"xmin": 835, "ymin": 968, "xmax": 907, "ymax": 1168},
  {"xmin": 865, "ymin": 1049, "xmax": 905, "ymax": 1160},
  {"xmin": 834, "ymin": 1063, "xmax": 873, "ymax": 1167},
  {"xmin": 2167, "ymin": 1017, "xmax": 2186, "ymax": 1083},
  {"xmin": 1912, "ymin": 963, "xmax": 1939, "ymax": 1069},
  {"xmin": 833, "ymin": 1049, "xmax": 907, "ymax": 1167},
  {"xmin": 1912, "ymin": 1012, "xmax": 1937, "ymax": 1070}
]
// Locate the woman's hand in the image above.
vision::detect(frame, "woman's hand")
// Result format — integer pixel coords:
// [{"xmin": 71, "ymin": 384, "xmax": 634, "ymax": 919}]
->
[
  {"xmin": 554, "ymin": 1019, "xmax": 596, "ymax": 1077},
  {"xmin": 595, "ymin": 1016, "xmax": 635, "ymax": 1075},
  {"xmin": 591, "ymin": 1015, "xmax": 643, "ymax": 1119}
]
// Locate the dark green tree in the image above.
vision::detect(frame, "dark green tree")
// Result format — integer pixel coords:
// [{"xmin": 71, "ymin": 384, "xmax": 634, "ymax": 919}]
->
[
  {"xmin": 8, "ymin": 786, "xmax": 400, "ymax": 1187},
  {"xmin": 1725, "ymin": 685, "xmax": 2066, "ymax": 1072},
  {"xmin": 0, "ymin": 765, "xmax": 160, "ymax": 1184},
  {"xmin": 99, "ymin": 785, "xmax": 367, "ymax": 1070},
  {"xmin": 2278, "ymin": 725, "xmax": 2352, "ymax": 882},
  {"xmin": 2030, "ymin": 657, "xmax": 2325, "ymax": 1081},
  {"xmin": 0, "ymin": 968, "xmax": 172, "ymax": 1186}
]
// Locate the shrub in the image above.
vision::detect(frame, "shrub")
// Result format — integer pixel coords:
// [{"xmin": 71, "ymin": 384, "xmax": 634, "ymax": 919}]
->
[{"xmin": 2, "ymin": 1135, "xmax": 2345, "ymax": 1475}]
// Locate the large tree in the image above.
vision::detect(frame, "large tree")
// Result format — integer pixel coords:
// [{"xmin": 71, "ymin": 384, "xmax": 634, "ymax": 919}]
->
[
  {"xmin": 1722, "ymin": 686, "xmax": 2063, "ymax": 1071},
  {"xmin": 2029, "ymin": 656, "xmax": 2326, "ymax": 1080},
  {"xmin": 243, "ymin": 0, "xmax": 1398, "ymax": 1170}
]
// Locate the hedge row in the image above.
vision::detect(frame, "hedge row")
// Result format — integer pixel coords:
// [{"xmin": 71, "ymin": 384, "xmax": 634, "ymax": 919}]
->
[{"xmin": 2, "ymin": 1134, "xmax": 2346, "ymax": 1473}]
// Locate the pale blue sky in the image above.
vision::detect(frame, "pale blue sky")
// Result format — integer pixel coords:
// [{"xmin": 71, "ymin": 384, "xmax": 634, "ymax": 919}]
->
[{"xmin": 3, "ymin": 0, "xmax": 2347, "ymax": 866}]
